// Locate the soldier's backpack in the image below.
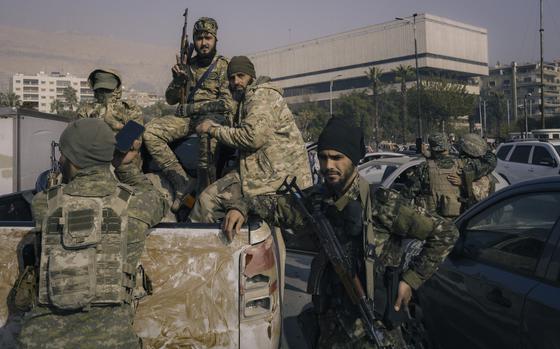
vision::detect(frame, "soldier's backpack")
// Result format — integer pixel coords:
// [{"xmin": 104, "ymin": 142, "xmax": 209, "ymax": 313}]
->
[{"xmin": 38, "ymin": 183, "xmax": 135, "ymax": 310}]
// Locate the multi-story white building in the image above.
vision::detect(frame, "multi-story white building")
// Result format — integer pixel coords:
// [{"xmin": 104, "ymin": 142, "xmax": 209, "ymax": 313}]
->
[
  {"xmin": 249, "ymin": 13, "xmax": 488, "ymax": 105},
  {"xmin": 123, "ymin": 89, "xmax": 164, "ymax": 108},
  {"xmin": 9, "ymin": 72, "xmax": 94, "ymax": 113}
]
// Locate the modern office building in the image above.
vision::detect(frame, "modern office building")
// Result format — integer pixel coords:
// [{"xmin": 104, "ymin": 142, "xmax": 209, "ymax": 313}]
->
[
  {"xmin": 249, "ymin": 13, "xmax": 488, "ymax": 105},
  {"xmin": 9, "ymin": 72, "xmax": 93, "ymax": 113},
  {"xmin": 482, "ymin": 61, "xmax": 560, "ymax": 120}
]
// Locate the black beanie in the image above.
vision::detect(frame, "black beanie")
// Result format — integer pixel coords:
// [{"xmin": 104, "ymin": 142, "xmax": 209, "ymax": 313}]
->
[
  {"xmin": 317, "ymin": 117, "xmax": 365, "ymax": 165},
  {"xmin": 228, "ymin": 56, "xmax": 256, "ymax": 78}
]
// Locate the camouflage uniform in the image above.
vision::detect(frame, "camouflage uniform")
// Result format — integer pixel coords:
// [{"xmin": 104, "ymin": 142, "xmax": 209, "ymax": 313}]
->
[
  {"xmin": 143, "ymin": 18, "xmax": 234, "ymax": 208},
  {"xmin": 76, "ymin": 69, "xmax": 145, "ymax": 186},
  {"xmin": 189, "ymin": 76, "xmax": 312, "ymax": 222},
  {"xmin": 402, "ymin": 133, "xmax": 496, "ymax": 218},
  {"xmin": 18, "ymin": 164, "xmax": 166, "ymax": 349},
  {"xmin": 229, "ymin": 174, "xmax": 459, "ymax": 348}
]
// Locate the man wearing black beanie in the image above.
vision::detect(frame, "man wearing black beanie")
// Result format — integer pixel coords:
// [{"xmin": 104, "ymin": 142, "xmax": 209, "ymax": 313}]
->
[{"xmin": 222, "ymin": 119, "xmax": 459, "ymax": 348}]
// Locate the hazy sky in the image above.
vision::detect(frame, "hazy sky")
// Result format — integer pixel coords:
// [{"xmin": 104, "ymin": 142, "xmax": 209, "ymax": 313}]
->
[{"xmin": 1, "ymin": 0, "xmax": 559, "ymax": 65}]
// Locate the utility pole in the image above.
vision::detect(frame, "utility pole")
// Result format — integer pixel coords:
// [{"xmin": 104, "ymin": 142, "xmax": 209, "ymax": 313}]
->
[
  {"xmin": 507, "ymin": 99, "xmax": 511, "ymax": 127},
  {"xmin": 512, "ymin": 62, "xmax": 518, "ymax": 121},
  {"xmin": 395, "ymin": 14, "xmax": 422, "ymax": 150},
  {"xmin": 483, "ymin": 100, "xmax": 487, "ymax": 138},
  {"xmin": 479, "ymin": 98, "xmax": 483, "ymax": 137},
  {"xmin": 540, "ymin": 0, "xmax": 545, "ymax": 128}
]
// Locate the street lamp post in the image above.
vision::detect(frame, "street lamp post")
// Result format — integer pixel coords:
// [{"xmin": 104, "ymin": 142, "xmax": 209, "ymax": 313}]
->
[
  {"xmin": 329, "ymin": 74, "xmax": 342, "ymax": 116},
  {"xmin": 396, "ymin": 14, "xmax": 422, "ymax": 150}
]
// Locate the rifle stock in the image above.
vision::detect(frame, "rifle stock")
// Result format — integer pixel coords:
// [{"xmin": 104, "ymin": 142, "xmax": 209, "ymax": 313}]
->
[{"xmin": 279, "ymin": 177, "xmax": 389, "ymax": 347}]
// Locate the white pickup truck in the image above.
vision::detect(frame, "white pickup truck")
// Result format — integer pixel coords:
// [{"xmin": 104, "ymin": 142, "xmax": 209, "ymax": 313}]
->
[{"xmin": 0, "ymin": 187, "xmax": 286, "ymax": 348}]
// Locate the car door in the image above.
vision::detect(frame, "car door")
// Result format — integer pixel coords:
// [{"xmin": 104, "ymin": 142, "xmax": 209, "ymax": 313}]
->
[
  {"xmin": 506, "ymin": 145, "xmax": 533, "ymax": 183},
  {"xmin": 529, "ymin": 145, "xmax": 559, "ymax": 179},
  {"xmin": 522, "ymin": 228, "xmax": 560, "ymax": 349},
  {"xmin": 420, "ymin": 190, "xmax": 560, "ymax": 349}
]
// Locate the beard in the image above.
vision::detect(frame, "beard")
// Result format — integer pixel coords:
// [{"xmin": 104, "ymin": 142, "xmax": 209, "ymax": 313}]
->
[
  {"xmin": 321, "ymin": 165, "xmax": 355, "ymax": 193},
  {"xmin": 231, "ymin": 87, "xmax": 245, "ymax": 102},
  {"xmin": 195, "ymin": 45, "xmax": 217, "ymax": 66}
]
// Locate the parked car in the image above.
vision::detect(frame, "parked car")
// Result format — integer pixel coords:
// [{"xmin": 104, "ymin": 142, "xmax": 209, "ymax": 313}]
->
[
  {"xmin": 495, "ymin": 140, "xmax": 560, "ymax": 184},
  {"xmin": 416, "ymin": 176, "xmax": 560, "ymax": 349},
  {"xmin": 359, "ymin": 157, "xmax": 509, "ymax": 192},
  {"xmin": 359, "ymin": 152, "xmax": 408, "ymax": 164}
]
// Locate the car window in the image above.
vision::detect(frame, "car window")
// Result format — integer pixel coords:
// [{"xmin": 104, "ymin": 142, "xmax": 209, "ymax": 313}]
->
[
  {"xmin": 496, "ymin": 145, "xmax": 513, "ymax": 160},
  {"xmin": 508, "ymin": 145, "xmax": 532, "ymax": 164},
  {"xmin": 532, "ymin": 146, "xmax": 555, "ymax": 166},
  {"xmin": 390, "ymin": 165, "xmax": 417, "ymax": 191},
  {"xmin": 462, "ymin": 192, "xmax": 560, "ymax": 276}
]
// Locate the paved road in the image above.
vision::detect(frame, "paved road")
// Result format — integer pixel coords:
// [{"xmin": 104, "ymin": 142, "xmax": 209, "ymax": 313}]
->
[{"xmin": 281, "ymin": 251, "xmax": 313, "ymax": 349}]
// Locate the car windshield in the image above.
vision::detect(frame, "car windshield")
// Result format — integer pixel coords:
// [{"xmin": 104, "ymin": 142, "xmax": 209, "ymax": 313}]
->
[
  {"xmin": 554, "ymin": 145, "xmax": 560, "ymax": 156},
  {"xmin": 359, "ymin": 163, "xmax": 399, "ymax": 185}
]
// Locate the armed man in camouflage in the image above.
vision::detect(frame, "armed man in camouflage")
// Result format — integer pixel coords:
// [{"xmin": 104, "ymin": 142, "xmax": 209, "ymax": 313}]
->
[
  {"xmin": 192, "ymin": 56, "xmax": 312, "ymax": 222},
  {"xmin": 143, "ymin": 17, "xmax": 234, "ymax": 212},
  {"xmin": 402, "ymin": 132, "xmax": 496, "ymax": 218},
  {"xmin": 222, "ymin": 118, "xmax": 459, "ymax": 348},
  {"xmin": 76, "ymin": 69, "xmax": 145, "ymax": 186},
  {"xmin": 18, "ymin": 119, "xmax": 167, "ymax": 349}
]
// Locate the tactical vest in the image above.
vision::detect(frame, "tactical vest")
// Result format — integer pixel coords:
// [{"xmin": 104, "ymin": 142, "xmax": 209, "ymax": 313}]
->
[
  {"xmin": 426, "ymin": 159, "xmax": 462, "ymax": 218},
  {"xmin": 38, "ymin": 183, "xmax": 135, "ymax": 310}
]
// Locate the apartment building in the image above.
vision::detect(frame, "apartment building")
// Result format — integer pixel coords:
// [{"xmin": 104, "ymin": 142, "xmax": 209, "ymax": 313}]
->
[{"xmin": 9, "ymin": 72, "xmax": 94, "ymax": 113}]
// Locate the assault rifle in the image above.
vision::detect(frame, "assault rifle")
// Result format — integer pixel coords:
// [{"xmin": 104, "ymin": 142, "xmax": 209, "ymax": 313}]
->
[
  {"xmin": 47, "ymin": 141, "xmax": 59, "ymax": 189},
  {"xmin": 279, "ymin": 177, "xmax": 389, "ymax": 348},
  {"xmin": 178, "ymin": 8, "xmax": 194, "ymax": 116}
]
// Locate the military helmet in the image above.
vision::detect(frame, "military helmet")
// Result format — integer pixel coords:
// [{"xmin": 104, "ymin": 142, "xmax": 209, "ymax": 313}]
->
[
  {"xmin": 459, "ymin": 133, "xmax": 488, "ymax": 157},
  {"xmin": 87, "ymin": 69, "xmax": 122, "ymax": 91},
  {"xmin": 428, "ymin": 133, "xmax": 449, "ymax": 153},
  {"xmin": 193, "ymin": 17, "xmax": 218, "ymax": 37}
]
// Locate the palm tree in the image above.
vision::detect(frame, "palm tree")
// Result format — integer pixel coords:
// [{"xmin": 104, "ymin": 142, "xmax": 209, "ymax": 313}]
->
[
  {"xmin": 392, "ymin": 65, "xmax": 415, "ymax": 143},
  {"xmin": 50, "ymin": 99, "xmax": 65, "ymax": 114},
  {"xmin": 62, "ymin": 86, "xmax": 78, "ymax": 111},
  {"xmin": 366, "ymin": 67, "xmax": 384, "ymax": 150},
  {"xmin": 0, "ymin": 91, "xmax": 21, "ymax": 107}
]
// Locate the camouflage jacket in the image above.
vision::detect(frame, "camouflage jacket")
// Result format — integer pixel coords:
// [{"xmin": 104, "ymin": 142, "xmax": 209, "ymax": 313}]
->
[
  {"xmin": 230, "ymin": 174, "xmax": 459, "ymax": 291},
  {"xmin": 165, "ymin": 54, "xmax": 234, "ymax": 117},
  {"xmin": 32, "ymin": 165, "xmax": 167, "ymax": 267},
  {"xmin": 401, "ymin": 151, "xmax": 497, "ymax": 210},
  {"xmin": 76, "ymin": 100, "xmax": 143, "ymax": 133},
  {"xmin": 208, "ymin": 77, "xmax": 313, "ymax": 196}
]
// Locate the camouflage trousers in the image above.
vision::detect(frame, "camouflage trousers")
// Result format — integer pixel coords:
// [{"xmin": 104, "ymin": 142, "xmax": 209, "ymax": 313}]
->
[
  {"xmin": 189, "ymin": 171, "xmax": 242, "ymax": 223},
  {"xmin": 18, "ymin": 305, "xmax": 141, "ymax": 349},
  {"xmin": 143, "ymin": 114, "xmax": 226, "ymax": 192}
]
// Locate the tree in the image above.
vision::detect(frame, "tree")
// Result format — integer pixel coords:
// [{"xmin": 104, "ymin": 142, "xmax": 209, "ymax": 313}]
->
[
  {"xmin": 366, "ymin": 66, "xmax": 384, "ymax": 149},
  {"xmin": 50, "ymin": 99, "xmax": 65, "ymax": 114},
  {"xmin": 0, "ymin": 91, "xmax": 21, "ymax": 107},
  {"xmin": 293, "ymin": 102, "xmax": 329, "ymax": 142},
  {"xmin": 334, "ymin": 91, "xmax": 374, "ymax": 141},
  {"xmin": 63, "ymin": 86, "xmax": 78, "ymax": 111},
  {"xmin": 409, "ymin": 76, "xmax": 475, "ymax": 135},
  {"xmin": 392, "ymin": 65, "xmax": 415, "ymax": 143}
]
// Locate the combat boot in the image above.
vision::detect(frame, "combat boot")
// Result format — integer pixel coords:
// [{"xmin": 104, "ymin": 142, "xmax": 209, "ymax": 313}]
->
[{"xmin": 163, "ymin": 164, "xmax": 195, "ymax": 212}]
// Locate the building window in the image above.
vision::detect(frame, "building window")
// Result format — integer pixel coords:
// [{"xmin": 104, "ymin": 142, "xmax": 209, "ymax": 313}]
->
[
  {"xmin": 503, "ymin": 79, "xmax": 510, "ymax": 85},
  {"xmin": 489, "ymin": 81, "xmax": 496, "ymax": 87},
  {"xmin": 50, "ymin": 89, "xmax": 54, "ymax": 92},
  {"xmin": 15, "ymin": 80, "xmax": 21, "ymax": 83},
  {"xmin": 41, "ymin": 96, "xmax": 46, "ymax": 99},
  {"xmin": 524, "ymin": 77, "xmax": 532, "ymax": 82},
  {"xmin": 56, "ymin": 80, "xmax": 71, "ymax": 87},
  {"xmin": 49, "ymin": 81, "xmax": 54, "ymax": 85},
  {"xmin": 41, "ymin": 81, "xmax": 46, "ymax": 84},
  {"xmin": 23, "ymin": 79, "xmax": 39, "ymax": 85},
  {"xmin": 15, "ymin": 87, "xmax": 21, "ymax": 91}
]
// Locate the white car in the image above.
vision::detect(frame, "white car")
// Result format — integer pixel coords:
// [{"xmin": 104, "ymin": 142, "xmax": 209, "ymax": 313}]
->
[
  {"xmin": 359, "ymin": 152, "xmax": 409, "ymax": 164},
  {"xmin": 495, "ymin": 140, "xmax": 560, "ymax": 184}
]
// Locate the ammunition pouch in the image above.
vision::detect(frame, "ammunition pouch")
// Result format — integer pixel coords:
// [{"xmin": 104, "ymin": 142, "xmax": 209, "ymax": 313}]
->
[{"xmin": 12, "ymin": 265, "xmax": 37, "ymax": 312}]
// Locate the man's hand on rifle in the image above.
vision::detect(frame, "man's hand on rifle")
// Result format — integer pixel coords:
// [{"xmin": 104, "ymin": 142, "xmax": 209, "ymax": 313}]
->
[
  {"xmin": 172, "ymin": 54, "xmax": 189, "ymax": 83},
  {"xmin": 196, "ymin": 119, "xmax": 220, "ymax": 135},
  {"xmin": 394, "ymin": 281, "xmax": 412, "ymax": 312},
  {"xmin": 222, "ymin": 209, "xmax": 245, "ymax": 242}
]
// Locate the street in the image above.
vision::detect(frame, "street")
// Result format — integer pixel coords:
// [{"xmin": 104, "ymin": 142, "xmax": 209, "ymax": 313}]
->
[{"xmin": 281, "ymin": 251, "xmax": 313, "ymax": 349}]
